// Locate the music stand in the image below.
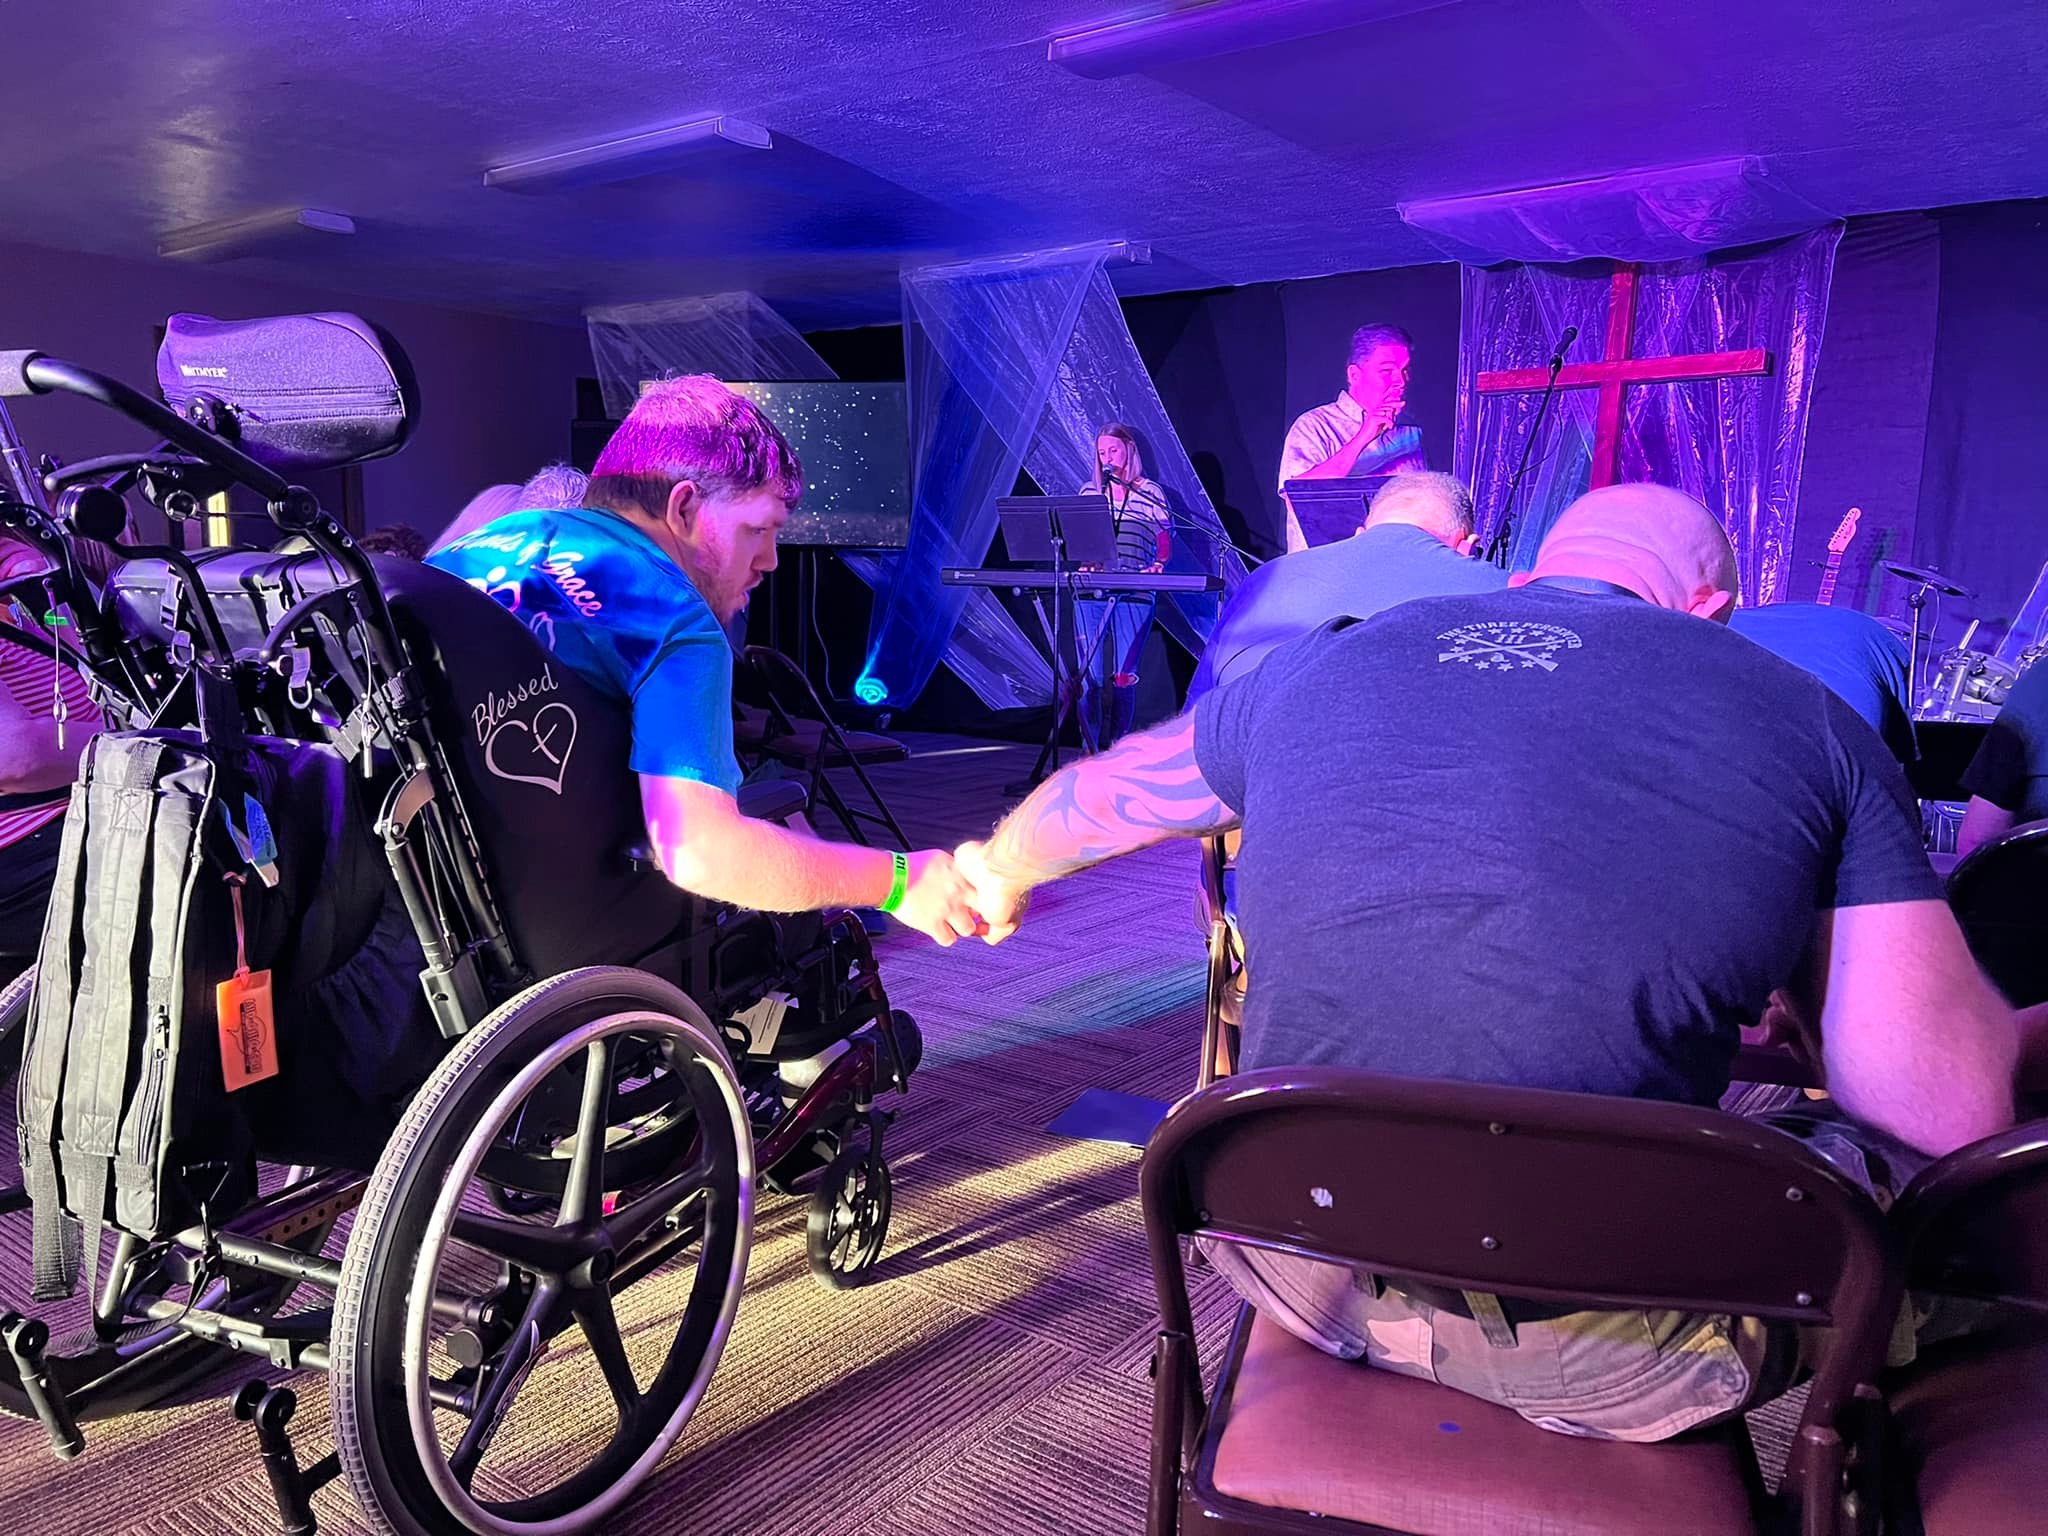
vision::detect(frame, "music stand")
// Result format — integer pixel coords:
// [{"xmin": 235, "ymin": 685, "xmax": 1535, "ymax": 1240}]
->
[
  {"xmin": 997, "ymin": 495, "xmax": 1118, "ymax": 568},
  {"xmin": 994, "ymin": 495, "xmax": 1121, "ymax": 790},
  {"xmin": 1280, "ymin": 474, "xmax": 1393, "ymax": 549}
]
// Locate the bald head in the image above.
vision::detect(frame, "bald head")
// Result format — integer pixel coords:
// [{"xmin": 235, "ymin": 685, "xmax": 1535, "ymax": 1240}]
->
[
  {"xmin": 1364, "ymin": 471, "xmax": 1476, "ymax": 550},
  {"xmin": 1523, "ymin": 484, "xmax": 1740, "ymax": 620}
]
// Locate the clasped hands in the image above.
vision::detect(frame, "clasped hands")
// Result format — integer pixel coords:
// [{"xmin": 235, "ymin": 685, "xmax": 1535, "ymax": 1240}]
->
[{"xmin": 886, "ymin": 843, "xmax": 1030, "ymax": 947}]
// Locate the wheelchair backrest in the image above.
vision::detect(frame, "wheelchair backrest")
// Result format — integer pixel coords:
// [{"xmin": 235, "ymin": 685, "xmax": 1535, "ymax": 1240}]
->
[{"xmin": 108, "ymin": 551, "xmax": 686, "ymax": 982}]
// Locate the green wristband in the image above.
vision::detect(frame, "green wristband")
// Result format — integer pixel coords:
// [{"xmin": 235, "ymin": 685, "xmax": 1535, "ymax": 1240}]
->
[{"xmin": 879, "ymin": 850, "xmax": 910, "ymax": 914}]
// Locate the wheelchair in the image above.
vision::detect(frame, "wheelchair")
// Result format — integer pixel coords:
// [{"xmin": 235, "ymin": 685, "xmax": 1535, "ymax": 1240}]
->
[{"xmin": 0, "ymin": 314, "xmax": 921, "ymax": 1534}]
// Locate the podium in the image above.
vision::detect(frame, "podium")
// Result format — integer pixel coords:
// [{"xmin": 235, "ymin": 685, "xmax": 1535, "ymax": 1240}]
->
[{"xmin": 1281, "ymin": 474, "xmax": 1394, "ymax": 549}]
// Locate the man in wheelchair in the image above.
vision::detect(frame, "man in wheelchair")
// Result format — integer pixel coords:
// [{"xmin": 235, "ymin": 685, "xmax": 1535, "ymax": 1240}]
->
[
  {"xmin": 428, "ymin": 373, "xmax": 981, "ymax": 945},
  {"xmin": 955, "ymin": 484, "xmax": 2023, "ymax": 1442},
  {"xmin": 0, "ymin": 316, "xmax": 941, "ymax": 1535}
]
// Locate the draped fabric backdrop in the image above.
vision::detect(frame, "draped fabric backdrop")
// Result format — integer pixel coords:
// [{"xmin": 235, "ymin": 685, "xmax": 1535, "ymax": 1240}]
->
[
  {"xmin": 585, "ymin": 291, "xmax": 1054, "ymax": 709},
  {"xmin": 854, "ymin": 245, "xmax": 1246, "ymax": 710},
  {"xmin": 586, "ymin": 293, "xmax": 834, "ymax": 417},
  {"xmin": 1451, "ymin": 228, "xmax": 1840, "ymax": 602}
]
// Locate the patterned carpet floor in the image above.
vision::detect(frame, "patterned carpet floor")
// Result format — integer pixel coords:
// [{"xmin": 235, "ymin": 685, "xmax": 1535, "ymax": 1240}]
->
[
  {"xmin": 0, "ymin": 730, "xmax": 1802, "ymax": 1534},
  {"xmin": 0, "ymin": 733, "xmax": 1239, "ymax": 1536}
]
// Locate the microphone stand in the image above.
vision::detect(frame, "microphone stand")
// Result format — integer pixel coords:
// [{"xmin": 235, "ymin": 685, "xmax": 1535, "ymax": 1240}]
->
[
  {"xmin": 1487, "ymin": 345, "xmax": 1568, "ymax": 570},
  {"xmin": 1012, "ymin": 498, "xmax": 1080, "ymax": 795}
]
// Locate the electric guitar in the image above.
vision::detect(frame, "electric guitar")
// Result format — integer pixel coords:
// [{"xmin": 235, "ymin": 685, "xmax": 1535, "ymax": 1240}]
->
[{"xmin": 1815, "ymin": 506, "xmax": 1861, "ymax": 607}]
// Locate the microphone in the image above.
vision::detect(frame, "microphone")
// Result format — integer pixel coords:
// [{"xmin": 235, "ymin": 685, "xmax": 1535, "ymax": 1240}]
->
[
  {"xmin": 1549, "ymin": 325, "xmax": 1579, "ymax": 372},
  {"xmin": 1100, "ymin": 465, "xmax": 1121, "ymax": 487}
]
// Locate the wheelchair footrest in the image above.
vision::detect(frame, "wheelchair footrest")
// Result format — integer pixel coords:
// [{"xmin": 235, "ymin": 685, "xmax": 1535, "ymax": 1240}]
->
[
  {"xmin": 234, "ymin": 1379, "xmax": 340, "ymax": 1535},
  {"xmin": 1, "ymin": 1311, "xmax": 85, "ymax": 1460}
]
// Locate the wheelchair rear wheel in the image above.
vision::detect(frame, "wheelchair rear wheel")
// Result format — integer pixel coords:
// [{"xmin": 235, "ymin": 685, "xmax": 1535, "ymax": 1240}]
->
[{"xmin": 330, "ymin": 967, "xmax": 753, "ymax": 1535}]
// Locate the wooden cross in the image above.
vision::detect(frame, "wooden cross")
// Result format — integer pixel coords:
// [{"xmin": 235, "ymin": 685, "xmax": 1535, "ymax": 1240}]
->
[{"xmin": 1476, "ymin": 262, "xmax": 1771, "ymax": 488}]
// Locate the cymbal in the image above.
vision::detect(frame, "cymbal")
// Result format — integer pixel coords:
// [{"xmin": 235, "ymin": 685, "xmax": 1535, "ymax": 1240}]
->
[{"xmin": 1881, "ymin": 561, "xmax": 1972, "ymax": 597}]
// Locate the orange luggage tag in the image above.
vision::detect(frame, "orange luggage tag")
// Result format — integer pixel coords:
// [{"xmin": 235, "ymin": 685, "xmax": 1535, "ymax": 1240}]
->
[{"xmin": 216, "ymin": 873, "xmax": 279, "ymax": 1091}]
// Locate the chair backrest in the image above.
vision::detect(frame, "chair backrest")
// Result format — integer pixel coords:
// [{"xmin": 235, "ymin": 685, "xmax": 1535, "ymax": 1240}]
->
[
  {"xmin": 1945, "ymin": 818, "xmax": 2048, "ymax": 1006},
  {"xmin": 1142, "ymin": 1069, "xmax": 1900, "ymax": 1434},
  {"xmin": 1893, "ymin": 1117, "xmax": 2048, "ymax": 1311},
  {"xmin": 738, "ymin": 644, "xmax": 871, "ymax": 756},
  {"xmin": 108, "ymin": 551, "xmax": 685, "ymax": 981}
]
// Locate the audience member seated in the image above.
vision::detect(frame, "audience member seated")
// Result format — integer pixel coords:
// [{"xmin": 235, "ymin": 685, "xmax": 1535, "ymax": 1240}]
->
[
  {"xmin": 0, "ymin": 533, "xmax": 104, "ymax": 983},
  {"xmin": 430, "ymin": 481, "xmax": 523, "ymax": 555},
  {"xmin": 1956, "ymin": 658, "xmax": 2048, "ymax": 856},
  {"xmin": 1730, "ymin": 601, "xmax": 1915, "ymax": 762},
  {"xmin": 429, "ymin": 463, "xmax": 592, "ymax": 555},
  {"xmin": 1188, "ymin": 471, "xmax": 1504, "ymax": 702},
  {"xmin": 426, "ymin": 374, "xmax": 982, "ymax": 945},
  {"xmin": 955, "ymin": 483, "xmax": 2018, "ymax": 1442},
  {"xmin": 518, "ymin": 461, "xmax": 589, "ymax": 510}
]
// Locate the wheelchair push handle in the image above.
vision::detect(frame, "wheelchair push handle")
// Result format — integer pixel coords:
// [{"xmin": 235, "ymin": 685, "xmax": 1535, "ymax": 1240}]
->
[
  {"xmin": 0, "ymin": 345, "xmax": 390, "ymax": 643},
  {"xmin": 2, "ymin": 352, "xmax": 294, "ymax": 504},
  {"xmin": 0, "ymin": 350, "xmax": 44, "ymax": 399}
]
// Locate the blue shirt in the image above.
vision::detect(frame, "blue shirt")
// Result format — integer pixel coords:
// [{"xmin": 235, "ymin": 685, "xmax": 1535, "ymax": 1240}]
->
[
  {"xmin": 1189, "ymin": 522, "xmax": 1508, "ymax": 700},
  {"xmin": 1193, "ymin": 588, "xmax": 1940, "ymax": 1105},
  {"xmin": 427, "ymin": 507, "xmax": 741, "ymax": 793},
  {"xmin": 1730, "ymin": 604, "xmax": 1914, "ymax": 762}
]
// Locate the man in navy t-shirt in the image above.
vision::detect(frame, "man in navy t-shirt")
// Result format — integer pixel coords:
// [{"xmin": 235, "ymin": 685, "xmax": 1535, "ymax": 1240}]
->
[
  {"xmin": 428, "ymin": 375, "xmax": 981, "ymax": 946},
  {"xmin": 1188, "ymin": 471, "xmax": 1505, "ymax": 702},
  {"xmin": 955, "ymin": 484, "xmax": 2017, "ymax": 1441}
]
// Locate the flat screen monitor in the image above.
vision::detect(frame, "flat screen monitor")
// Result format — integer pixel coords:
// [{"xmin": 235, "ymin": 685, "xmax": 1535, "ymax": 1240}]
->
[{"xmin": 723, "ymin": 381, "xmax": 911, "ymax": 549}]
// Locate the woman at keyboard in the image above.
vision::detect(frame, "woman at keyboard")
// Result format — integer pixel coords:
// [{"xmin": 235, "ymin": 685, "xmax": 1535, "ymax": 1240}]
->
[{"xmin": 1076, "ymin": 423, "xmax": 1173, "ymax": 748}]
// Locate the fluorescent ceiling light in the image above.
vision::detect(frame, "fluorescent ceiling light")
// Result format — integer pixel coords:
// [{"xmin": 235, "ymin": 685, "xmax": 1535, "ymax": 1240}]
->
[
  {"xmin": 484, "ymin": 116, "xmax": 772, "ymax": 193},
  {"xmin": 1050, "ymin": 0, "xmax": 1459, "ymax": 78},
  {"xmin": 157, "ymin": 207, "xmax": 355, "ymax": 262}
]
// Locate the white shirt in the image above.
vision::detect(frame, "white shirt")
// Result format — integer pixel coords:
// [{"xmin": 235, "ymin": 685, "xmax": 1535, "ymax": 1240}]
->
[{"xmin": 1278, "ymin": 391, "xmax": 1428, "ymax": 553}]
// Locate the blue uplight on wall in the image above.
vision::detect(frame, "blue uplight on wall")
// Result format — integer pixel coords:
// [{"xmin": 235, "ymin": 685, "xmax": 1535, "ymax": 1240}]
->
[{"xmin": 853, "ymin": 674, "xmax": 889, "ymax": 705}]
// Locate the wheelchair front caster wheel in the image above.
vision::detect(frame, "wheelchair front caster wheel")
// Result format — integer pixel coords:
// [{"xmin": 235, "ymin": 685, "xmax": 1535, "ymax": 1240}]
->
[{"xmin": 805, "ymin": 1140, "xmax": 892, "ymax": 1290}]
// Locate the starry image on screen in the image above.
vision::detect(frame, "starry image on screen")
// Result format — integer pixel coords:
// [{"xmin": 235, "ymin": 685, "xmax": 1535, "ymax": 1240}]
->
[{"xmin": 726, "ymin": 381, "xmax": 911, "ymax": 548}]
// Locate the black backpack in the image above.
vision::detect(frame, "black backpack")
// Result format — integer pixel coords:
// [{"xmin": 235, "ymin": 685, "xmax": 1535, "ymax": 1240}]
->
[{"xmin": 16, "ymin": 723, "xmax": 443, "ymax": 1301}]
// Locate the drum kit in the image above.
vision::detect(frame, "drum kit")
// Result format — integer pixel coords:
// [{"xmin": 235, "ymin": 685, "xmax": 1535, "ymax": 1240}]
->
[{"xmin": 1880, "ymin": 560, "xmax": 2045, "ymax": 722}]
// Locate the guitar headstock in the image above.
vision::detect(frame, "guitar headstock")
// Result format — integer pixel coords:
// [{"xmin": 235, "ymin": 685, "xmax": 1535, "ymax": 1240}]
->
[{"xmin": 1828, "ymin": 506, "xmax": 1862, "ymax": 555}]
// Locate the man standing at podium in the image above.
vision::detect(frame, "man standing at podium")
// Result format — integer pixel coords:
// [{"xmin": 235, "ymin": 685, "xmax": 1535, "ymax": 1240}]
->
[{"xmin": 1278, "ymin": 323, "xmax": 1428, "ymax": 554}]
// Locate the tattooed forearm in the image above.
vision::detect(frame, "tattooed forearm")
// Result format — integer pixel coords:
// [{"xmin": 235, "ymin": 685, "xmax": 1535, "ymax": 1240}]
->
[{"xmin": 982, "ymin": 713, "xmax": 1236, "ymax": 887}]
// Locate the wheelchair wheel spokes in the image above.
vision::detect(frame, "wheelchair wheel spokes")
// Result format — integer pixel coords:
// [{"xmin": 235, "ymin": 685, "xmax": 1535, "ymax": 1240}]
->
[
  {"xmin": 806, "ymin": 1131, "xmax": 893, "ymax": 1290},
  {"xmin": 331, "ymin": 968, "xmax": 752, "ymax": 1536}
]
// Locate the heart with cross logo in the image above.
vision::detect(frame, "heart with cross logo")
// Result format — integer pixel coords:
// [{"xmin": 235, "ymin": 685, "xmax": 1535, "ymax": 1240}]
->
[{"xmin": 483, "ymin": 701, "xmax": 579, "ymax": 795}]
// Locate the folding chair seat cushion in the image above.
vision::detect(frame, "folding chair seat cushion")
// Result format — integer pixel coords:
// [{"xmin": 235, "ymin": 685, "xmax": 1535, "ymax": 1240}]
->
[
  {"xmin": 1207, "ymin": 1311, "xmax": 1757, "ymax": 1536},
  {"xmin": 1886, "ymin": 1321, "xmax": 2048, "ymax": 1536}
]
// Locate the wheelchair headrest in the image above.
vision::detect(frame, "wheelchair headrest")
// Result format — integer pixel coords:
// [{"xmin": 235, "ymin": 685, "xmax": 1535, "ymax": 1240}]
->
[{"xmin": 156, "ymin": 313, "xmax": 420, "ymax": 473}]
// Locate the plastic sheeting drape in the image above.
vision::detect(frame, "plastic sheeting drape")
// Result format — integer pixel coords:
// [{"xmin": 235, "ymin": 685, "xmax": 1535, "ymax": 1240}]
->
[
  {"xmin": 856, "ymin": 245, "xmax": 1247, "ymax": 709},
  {"xmin": 1401, "ymin": 157, "xmax": 1833, "ymax": 267},
  {"xmin": 586, "ymin": 293, "xmax": 832, "ymax": 417},
  {"xmin": 1453, "ymin": 227, "xmax": 1840, "ymax": 604}
]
